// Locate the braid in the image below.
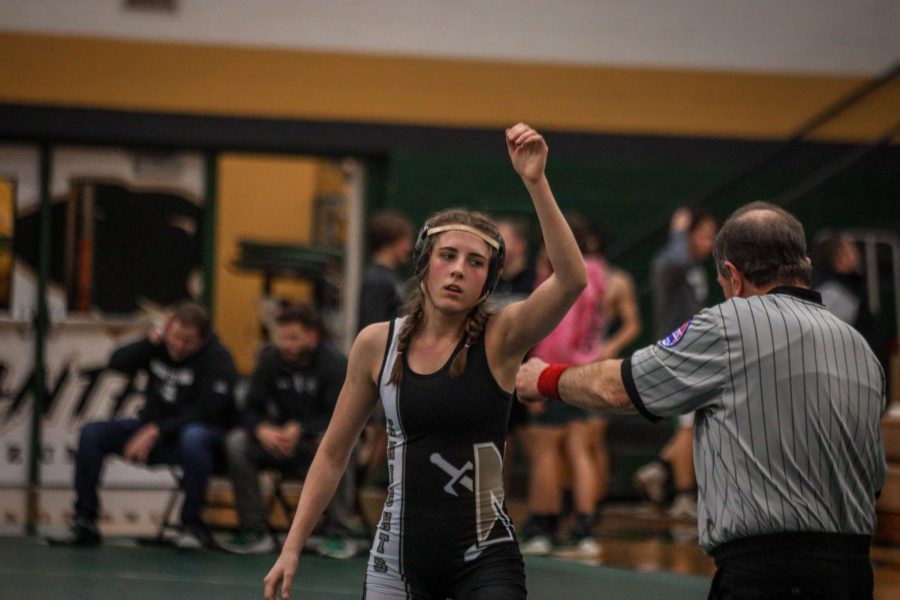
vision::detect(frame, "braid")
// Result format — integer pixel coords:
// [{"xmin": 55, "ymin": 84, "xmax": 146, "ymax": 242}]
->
[
  {"xmin": 389, "ymin": 288, "xmax": 426, "ymax": 385},
  {"xmin": 449, "ymin": 303, "xmax": 491, "ymax": 378}
]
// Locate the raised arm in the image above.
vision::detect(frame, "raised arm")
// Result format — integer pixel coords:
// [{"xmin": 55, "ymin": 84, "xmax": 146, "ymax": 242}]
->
[
  {"xmin": 264, "ymin": 324, "xmax": 385, "ymax": 600},
  {"xmin": 491, "ymin": 124, "xmax": 587, "ymax": 358},
  {"xmin": 659, "ymin": 208, "xmax": 692, "ymax": 267}
]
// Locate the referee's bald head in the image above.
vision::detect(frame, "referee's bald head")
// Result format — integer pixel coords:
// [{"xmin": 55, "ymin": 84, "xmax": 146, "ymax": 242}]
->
[{"xmin": 713, "ymin": 201, "xmax": 811, "ymax": 289}]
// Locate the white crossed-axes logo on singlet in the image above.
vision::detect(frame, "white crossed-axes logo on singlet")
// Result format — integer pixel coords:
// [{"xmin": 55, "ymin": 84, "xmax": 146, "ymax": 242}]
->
[{"xmin": 430, "ymin": 452, "xmax": 473, "ymax": 496}]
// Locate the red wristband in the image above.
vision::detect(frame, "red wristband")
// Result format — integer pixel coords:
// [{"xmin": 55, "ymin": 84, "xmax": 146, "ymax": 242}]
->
[{"xmin": 537, "ymin": 363, "xmax": 570, "ymax": 400}]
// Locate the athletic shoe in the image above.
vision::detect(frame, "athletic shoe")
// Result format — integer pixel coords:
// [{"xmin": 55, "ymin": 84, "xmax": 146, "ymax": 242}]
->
[
  {"xmin": 220, "ymin": 530, "xmax": 276, "ymax": 555},
  {"xmin": 173, "ymin": 529, "xmax": 207, "ymax": 550},
  {"xmin": 668, "ymin": 494, "xmax": 698, "ymax": 521},
  {"xmin": 575, "ymin": 536, "xmax": 602, "ymax": 559},
  {"xmin": 669, "ymin": 522, "xmax": 699, "ymax": 541},
  {"xmin": 632, "ymin": 461, "xmax": 669, "ymax": 505},
  {"xmin": 317, "ymin": 537, "xmax": 359, "ymax": 559},
  {"xmin": 519, "ymin": 534, "xmax": 554, "ymax": 556},
  {"xmin": 568, "ymin": 512, "xmax": 596, "ymax": 541},
  {"xmin": 47, "ymin": 520, "xmax": 101, "ymax": 547}
]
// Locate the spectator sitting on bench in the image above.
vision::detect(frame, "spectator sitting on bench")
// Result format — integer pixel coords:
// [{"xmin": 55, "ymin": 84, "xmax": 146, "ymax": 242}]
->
[
  {"xmin": 51, "ymin": 301, "xmax": 237, "ymax": 550},
  {"xmin": 222, "ymin": 303, "xmax": 363, "ymax": 556}
]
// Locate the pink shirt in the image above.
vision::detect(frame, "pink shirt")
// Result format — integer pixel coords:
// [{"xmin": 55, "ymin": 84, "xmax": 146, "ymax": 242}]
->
[{"xmin": 532, "ymin": 257, "xmax": 606, "ymax": 365}]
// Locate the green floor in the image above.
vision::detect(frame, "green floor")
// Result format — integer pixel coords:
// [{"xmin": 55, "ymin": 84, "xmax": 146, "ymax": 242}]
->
[{"xmin": 0, "ymin": 537, "xmax": 710, "ymax": 599}]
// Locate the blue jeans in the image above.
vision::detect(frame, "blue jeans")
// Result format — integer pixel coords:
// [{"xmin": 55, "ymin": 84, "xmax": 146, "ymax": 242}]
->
[{"xmin": 74, "ymin": 418, "xmax": 224, "ymax": 533}]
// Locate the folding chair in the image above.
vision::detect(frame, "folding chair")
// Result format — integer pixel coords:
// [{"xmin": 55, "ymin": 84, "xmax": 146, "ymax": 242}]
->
[
  {"xmin": 134, "ymin": 465, "xmax": 183, "ymax": 546},
  {"xmin": 143, "ymin": 463, "xmax": 236, "ymax": 544}
]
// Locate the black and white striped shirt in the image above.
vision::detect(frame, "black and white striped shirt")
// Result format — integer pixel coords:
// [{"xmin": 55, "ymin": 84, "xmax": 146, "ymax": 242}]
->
[{"xmin": 623, "ymin": 286, "xmax": 888, "ymax": 552}]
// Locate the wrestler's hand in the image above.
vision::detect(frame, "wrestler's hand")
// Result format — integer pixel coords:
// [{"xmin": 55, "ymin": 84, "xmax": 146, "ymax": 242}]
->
[
  {"xmin": 506, "ymin": 123, "xmax": 548, "ymax": 185},
  {"xmin": 264, "ymin": 550, "xmax": 300, "ymax": 600},
  {"xmin": 516, "ymin": 357, "xmax": 550, "ymax": 403}
]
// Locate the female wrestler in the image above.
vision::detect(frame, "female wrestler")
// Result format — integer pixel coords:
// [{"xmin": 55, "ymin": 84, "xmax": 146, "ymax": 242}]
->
[{"xmin": 264, "ymin": 123, "xmax": 586, "ymax": 599}]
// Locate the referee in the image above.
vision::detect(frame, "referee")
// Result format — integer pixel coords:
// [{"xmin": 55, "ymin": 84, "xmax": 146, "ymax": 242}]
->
[{"xmin": 517, "ymin": 201, "xmax": 887, "ymax": 599}]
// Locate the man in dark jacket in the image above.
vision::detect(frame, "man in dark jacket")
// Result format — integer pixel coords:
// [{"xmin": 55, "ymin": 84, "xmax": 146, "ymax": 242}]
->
[
  {"xmin": 221, "ymin": 303, "xmax": 359, "ymax": 555},
  {"xmin": 53, "ymin": 301, "xmax": 237, "ymax": 549}
]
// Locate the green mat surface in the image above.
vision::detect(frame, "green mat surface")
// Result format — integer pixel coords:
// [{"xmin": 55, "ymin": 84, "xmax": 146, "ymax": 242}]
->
[{"xmin": 0, "ymin": 537, "xmax": 709, "ymax": 599}]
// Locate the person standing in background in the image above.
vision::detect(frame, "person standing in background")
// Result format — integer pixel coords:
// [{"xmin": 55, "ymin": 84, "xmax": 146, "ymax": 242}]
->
[
  {"xmin": 356, "ymin": 210, "xmax": 415, "ymax": 488},
  {"xmin": 493, "ymin": 217, "xmax": 537, "ymax": 494},
  {"xmin": 812, "ymin": 234, "xmax": 887, "ymax": 371},
  {"xmin": 634, "ymin": 207, "xmax": 717, "ymax": 520},
  {"xmin": 651, "ymin": 207, "xmax": 717, "ymax": 338},
  {"xmin": 357, "ymin": 210, "xmax": 414, "ymax": 331},
  {"xmin": 494, "ymin": 217, "xmax": 537, "ymax": 305},
  {"xmin": 588, "ymin": 223, "xmax": 642, "ymax": 521},
  {"xmin": 519, "ymin": 213, "xmax": 606, "ymax": 558}
]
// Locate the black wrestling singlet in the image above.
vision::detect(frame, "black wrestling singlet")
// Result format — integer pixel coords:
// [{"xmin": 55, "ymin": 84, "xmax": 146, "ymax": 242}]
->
[{"xmin": 364, "ymin": 318, "xmax": 519, "ymax": 598}]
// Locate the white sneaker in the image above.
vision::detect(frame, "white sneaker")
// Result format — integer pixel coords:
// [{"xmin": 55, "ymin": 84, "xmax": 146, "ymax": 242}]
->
[
  {"xmin": 668, "ymin": 494, "xmax": 698, "ymax": 521},
  {"xmin": 519, "ymin": 534, "xmax": 553, "ymax": 556},
  {"xmin": 575, "ymin": 536, "xmax": 602, "ymax": 559},
  {"xmin": 173, "ymin": 530, "xmax": 206, "ymax": 550},
  {"xmin": 317, "ymin": 537, "xmax": 359, "ymax": 559},
  {"xmin": 669, "ymin": 522, "xmax": 699, "ymax": 541},
  {"xmin": 632, "ymin": 462, "xmax": 668, "ymax": 505}
]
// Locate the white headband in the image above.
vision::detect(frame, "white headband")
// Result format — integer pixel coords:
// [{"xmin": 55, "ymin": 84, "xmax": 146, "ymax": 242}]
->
[{"xmin": 426, "ymin": 224, "xmax": 501, "ymax": 250}]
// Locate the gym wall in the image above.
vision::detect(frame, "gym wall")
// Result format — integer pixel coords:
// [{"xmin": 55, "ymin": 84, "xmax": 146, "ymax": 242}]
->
[{"xmin": 1, "ymin": 13, "xmax": 898, "ymax": 531}]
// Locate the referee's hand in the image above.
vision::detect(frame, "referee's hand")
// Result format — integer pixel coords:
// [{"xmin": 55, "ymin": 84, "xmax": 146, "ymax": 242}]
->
[{"xmin": 516, "ymin": 357, "xmax": 549, "ymax": 403}]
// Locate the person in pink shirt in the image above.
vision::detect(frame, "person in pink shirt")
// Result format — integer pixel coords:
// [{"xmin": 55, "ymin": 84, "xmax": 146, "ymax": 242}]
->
[{"xmin": 519, "ymin": 213, "xmax": 606, "ymax": 558}]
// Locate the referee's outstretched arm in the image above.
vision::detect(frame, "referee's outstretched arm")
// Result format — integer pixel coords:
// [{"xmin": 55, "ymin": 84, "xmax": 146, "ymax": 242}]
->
[{"xmin": 516, "ymin": 357, "xmax": 633, "ymax": 413}]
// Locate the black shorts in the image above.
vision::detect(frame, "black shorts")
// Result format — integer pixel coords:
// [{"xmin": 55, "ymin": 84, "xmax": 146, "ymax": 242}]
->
[{"xmin": 363, "ymin": 541, "xmax": 526, "ymax": 600}]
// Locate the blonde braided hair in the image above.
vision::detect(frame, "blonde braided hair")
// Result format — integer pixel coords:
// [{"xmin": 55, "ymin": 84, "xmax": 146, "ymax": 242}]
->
[{"xmin": 448, "ymin": 301, "xmax": 491, "ymax": 378}]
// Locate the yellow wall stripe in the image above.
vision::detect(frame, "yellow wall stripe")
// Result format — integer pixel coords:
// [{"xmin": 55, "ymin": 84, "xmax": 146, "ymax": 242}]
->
[{"xmin": 2, "ymin": 32, "xmax": 897, "ymax": 142}]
